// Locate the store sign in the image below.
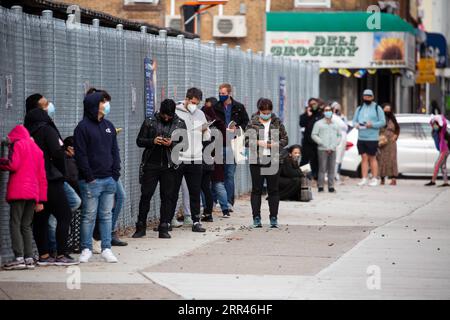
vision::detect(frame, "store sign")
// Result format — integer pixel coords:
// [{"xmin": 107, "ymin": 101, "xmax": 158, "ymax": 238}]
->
[
  {"xmin": 265, "ymin": 31, "xmax": 415, "ymax": 70},
  {"xmin": 425, "ymin": 33, "xmax": 448, "ymax": 69},
  {"xmin": 416, "ymin": 58, "xmax": 436, "ymax": 84}
]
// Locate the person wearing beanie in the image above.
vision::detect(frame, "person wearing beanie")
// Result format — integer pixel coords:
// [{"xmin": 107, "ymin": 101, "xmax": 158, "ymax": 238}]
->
[{"xmin": 132, "ymin": 99, "xmax": 187, "ymax": 239}]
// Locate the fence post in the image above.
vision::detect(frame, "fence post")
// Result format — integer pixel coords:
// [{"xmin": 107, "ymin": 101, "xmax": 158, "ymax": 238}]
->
[{"xmin": 11, "ymin": 5, "xmax": 22, "ymax": 14}]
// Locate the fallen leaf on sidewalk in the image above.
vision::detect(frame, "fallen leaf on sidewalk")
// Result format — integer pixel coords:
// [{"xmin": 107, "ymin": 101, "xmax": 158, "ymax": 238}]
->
[
  {"xmin": 328, "ymin": 243, "xmax": 334, "ymax": 247},
  {"xmin": 226, "ymin": 237, "xmax": 243, "ymax": 241},
  {"xmin": 225, "ymin": 227, "xmax": 236, "ymax": 231}
]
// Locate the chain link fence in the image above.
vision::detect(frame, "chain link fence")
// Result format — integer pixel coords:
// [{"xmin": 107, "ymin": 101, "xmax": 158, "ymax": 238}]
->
[{"xmin": 0, "ymin": 6, "xmax": 319, "ymax": 262}]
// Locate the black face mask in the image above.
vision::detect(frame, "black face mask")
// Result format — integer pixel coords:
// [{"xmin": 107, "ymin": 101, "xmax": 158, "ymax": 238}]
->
[{"xmin": 363, "ymin": 100, "xmax": 372, "ymax": 105}]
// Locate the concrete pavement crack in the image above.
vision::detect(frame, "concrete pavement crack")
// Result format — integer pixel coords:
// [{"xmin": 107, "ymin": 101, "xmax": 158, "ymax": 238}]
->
[{"xmin": 0, "ymin": 285, "xmax": 12, "ymax": 300}]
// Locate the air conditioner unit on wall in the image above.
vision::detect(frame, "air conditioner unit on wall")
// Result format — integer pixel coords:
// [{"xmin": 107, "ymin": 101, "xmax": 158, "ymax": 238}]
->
[
  {"xmin": 165, "ymin": 15, "xmax": 182, "ymax": 30},
  {"xmin": 213, "ymin": 15, "xmax": 247, "ymax": 38}
]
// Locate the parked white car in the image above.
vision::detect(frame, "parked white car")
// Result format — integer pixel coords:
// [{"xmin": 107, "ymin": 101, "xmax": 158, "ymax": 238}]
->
[{"xmin": 341, "ymin": 114, "xmax": 450, "ymax": 177}]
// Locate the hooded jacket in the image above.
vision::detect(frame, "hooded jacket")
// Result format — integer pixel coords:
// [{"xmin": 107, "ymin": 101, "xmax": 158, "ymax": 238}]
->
[
  {"xmin": 175, "ymin": 102, "xmax": 211, "ymax": 162},
  {"xmin": 24, "ymin": 108, "xmax": 66, "ymax": 182},
  {"xmin": 74, "ymin": 92, "xmax": 121, "ymax": 183},
  {"xmin": 136, "ymin": 112, "xmax": 187, "ymax": 169},
  {"xmin": 0, "ymin": 125, "xmax": 47, "ymax": 204}
]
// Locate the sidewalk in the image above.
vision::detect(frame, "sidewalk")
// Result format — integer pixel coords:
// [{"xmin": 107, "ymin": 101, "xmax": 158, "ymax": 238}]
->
[{"xmin": 0, "ymin": 178, "xmax": 449, "ymax": 300}]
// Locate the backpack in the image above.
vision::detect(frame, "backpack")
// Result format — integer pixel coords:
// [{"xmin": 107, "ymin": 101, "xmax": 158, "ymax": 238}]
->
[{"xmin": 354, "ymin": 103, "xmax": 382, "ymax": 124}]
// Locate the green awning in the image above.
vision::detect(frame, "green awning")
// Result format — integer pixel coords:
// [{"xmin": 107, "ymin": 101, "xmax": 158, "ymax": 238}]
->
[{"xmin": 266, "ymin": 12, "xmax": 416, "ymax": 34}]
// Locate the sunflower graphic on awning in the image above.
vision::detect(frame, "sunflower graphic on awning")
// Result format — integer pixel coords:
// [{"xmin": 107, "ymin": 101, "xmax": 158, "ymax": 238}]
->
[{"xmin": 373, "ymin": 33, "xmax": 405, "ymax": 65}]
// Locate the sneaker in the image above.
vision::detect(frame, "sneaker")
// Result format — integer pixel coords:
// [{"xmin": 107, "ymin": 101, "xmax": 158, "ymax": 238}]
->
[
  {"xmin": 3, "ymin": 257, "xmax": 26, "ymax": 270},
  {"xmin": 55, "ymin": 255, "xmax": 79, "ymax": 266},
  {"xmin": 270, "ymin": 217, "xmax": 278, "ymax": 228},
  {"xmin": 192, "ymin": 222, "xmax": 206, "ymax": 233},
  {"xmin": 101, "ymin": 249, "xmax": 118, "ymax": 263},
  {"xmin": 222, "ymin": 210, "xmax": 231, "ymax": 218},
  {"xmin": 438, "ymin": 183, "xmax": 450, "ymax": 188},
  {"xmin": 318, "ymin": 187, "xmax": 324, "ymax": 193},
  {"xmin": 253, "ymin": 216, "xmax": 262, "ymax": 228},
  {"xmin": 79, "ymin": 248, "xmax": 93, "ymax": 263},
  {"xmin": 25, "ymin": 257, "xmax": 35, "ymax": 270},
  {"xmin": 37, "ymin": 256, "xmax": 56, "ymax": 266},
  {"xmin": 329, "ymin": 188, "xmax": 336, "ymax": 193},
  {"xmin": 183, "ymin": 216, "xmax": 194, "ymax": 226},
  {"xmin": 369, "ymin": 178, "xmax": 379, "ymax": 187},
  {"xmin": 92, "ymin": 239, "xmax": 102, "ymax": 254},
  {"xmin": 358, "ymin": 178, "xmax": 368, "ymax": 186},
  {"xmin": 201, "ymin": 215, "xmax": 214, "ymax": 222},
  {"xmin": 425, "ymin": 181, "xmax": 436, "ymax": 186},
  {"xmin": 228, "ymin": 204, "xmax": 234, "ymax": 213},
  {"xmin": 111, "ymin": 232, "xmax": 128, "ymax": 246},
  {"xmin": 171, "ymin": 218, "xmax": 183, "ymax": 228}
]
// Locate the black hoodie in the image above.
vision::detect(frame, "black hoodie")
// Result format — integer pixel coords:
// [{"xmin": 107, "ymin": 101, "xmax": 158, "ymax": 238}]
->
[
  {"xmin": 73, "ymin": 92, "xmax": 121, "ymax": 183},
  {"xmin": 24, "ymin": 108, "xmax": 66, "ymax": 182}
]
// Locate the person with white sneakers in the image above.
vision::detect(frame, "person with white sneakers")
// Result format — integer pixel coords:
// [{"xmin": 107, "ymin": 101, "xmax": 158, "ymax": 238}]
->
[
  {"xmin": 74, "ymin": 90, "xmax": 121, "ymax": 263},
  {"xmin": 352, "ymin": 89, "xmax": 386, "ymax": 187}
]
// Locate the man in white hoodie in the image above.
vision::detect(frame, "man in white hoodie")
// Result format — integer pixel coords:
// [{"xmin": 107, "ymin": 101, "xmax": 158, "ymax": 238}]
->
[{"xmin": 172, "ymin": 88, "xmax": 211, "ymax": 232}]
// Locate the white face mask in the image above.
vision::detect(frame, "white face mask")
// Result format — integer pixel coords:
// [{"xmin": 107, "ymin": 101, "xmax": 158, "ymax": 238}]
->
[{"xmin": 187, "ymin": 103, "xmax": 197, "ymax": 114}]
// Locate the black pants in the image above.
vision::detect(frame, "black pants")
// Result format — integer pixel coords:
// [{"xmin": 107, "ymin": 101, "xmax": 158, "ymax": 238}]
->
[
  {"xmin": 172, "ymin": 163, "xmax": 203, "ymax": 223},
  {"xmin": 300, "ymin": 142, "xmax": 319, "ymax": 179},
  {"xmin": 250, "ymin": 164, "xmax": 280, "ymax": 219},
  {"xmin": 138, "ymin": 164, "xmax": 178, "ymax": 225},
  {"xmin": 33, "ymin": 180, "xmax": 72, "ymax": 256},
  {"xmin": 201, "ymin": 169, "xmax": 213, "ymax": 216}
]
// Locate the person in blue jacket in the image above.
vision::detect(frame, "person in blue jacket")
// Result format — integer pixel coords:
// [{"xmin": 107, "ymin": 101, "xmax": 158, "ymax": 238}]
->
[
  {"xmin": 74, "ymin": 90, "xmax": 121, "ymax": 264},
  {"xmin": 352, "ymin": 89, "xmax": 386, "ymax": 187}
]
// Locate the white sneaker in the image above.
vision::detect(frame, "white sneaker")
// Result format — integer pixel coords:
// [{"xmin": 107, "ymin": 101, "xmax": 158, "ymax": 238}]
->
[
  {"xmin": 101, "ymin": 249, "xmax": 118, "ymax": 263},
  {"xmin": 171, "ymin": 218, "xmax": 183, "ymax": 228},
  {"xmin": 92, "ymin": 239, "xmax": 101, "ymax": 254},
  {"xmin": 369, "ymin": 178, "xmax": 379, "ymax": 187},
  {"xmin": 183, "ymin": 216, "xmax": 193, "ymax": 226},
  {"xmin": 79, "ymin": 249, "xmax": 92, "ymax": 263},
  {"xmin": 357, "ymin": 178, "xmax": 368, "ymax": 186}
]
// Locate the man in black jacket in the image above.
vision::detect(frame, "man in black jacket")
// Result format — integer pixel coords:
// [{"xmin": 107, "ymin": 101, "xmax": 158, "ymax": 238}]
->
[
  {"xmin": 213, "ymin": 83, "xmax": 249, "ymax": 213},
  {"xmin": 132, "ymin": 99, "xmax": 187, "ymax": 239},
  {"xmin": 24, "ymin": 94, "xmax": 77, "ymax": 266},
  {"xmin": 299, "ymin": 98, "xmax": 323, "ymax": 180},
  {"xmin": 74, "ymin": 91, "xmax": 121, "ymax": 263}
]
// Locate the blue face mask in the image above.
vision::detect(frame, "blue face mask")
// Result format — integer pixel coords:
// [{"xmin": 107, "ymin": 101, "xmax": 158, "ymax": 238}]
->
[
  {"xmin": 219, "ymin": 95, "xmax": 229, "ymax": 103},
  {"xmin": 324, "ymin": 111, "xmax": 333, "ymax": 119},
  {"xmin": 46, "ymin": 102, "xmax": 56, "ymax": 119},
  {"xmin": 103, "ymin": 102, "xmax": 111, "ymax": 116},
  {"xmin": 260, "ymin": 113, "xmax": 272, "ymax": 121}
]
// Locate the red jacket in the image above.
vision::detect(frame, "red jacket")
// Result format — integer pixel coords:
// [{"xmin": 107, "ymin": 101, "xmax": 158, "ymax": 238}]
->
[{"xmin": 0, "ymin": 125, "xmax": 47, "ymax": 204}]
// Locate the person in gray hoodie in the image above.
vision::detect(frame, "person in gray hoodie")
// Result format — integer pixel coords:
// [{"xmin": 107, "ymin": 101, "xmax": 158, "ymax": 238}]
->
[
  {"xmin": 172, "ymin": 88, "xmax": 211, "ymax": 233},
  {"xmin": 312, "ymin": 105, "xmax": 342, "ymax": 193}
]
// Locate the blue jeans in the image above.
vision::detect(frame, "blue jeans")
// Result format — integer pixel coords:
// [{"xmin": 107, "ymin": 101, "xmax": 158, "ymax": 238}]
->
[
  {"xmin": 79, "ymin": 177, "xmax": 116, "ymax": 251},
  {"xmin": 224, "ymin": 148, "xmax": 236, "ymax": 206},
  {"xmin": 112, "ymin": 179, "xmax": 125, "ymax": 232},
  {"xmin": 212, "ymin": 182, "xmax": 229, "ymax": 213},
  {"xmin": 48, "ymin": 182, "xmax": 82, "ymax": 252}
]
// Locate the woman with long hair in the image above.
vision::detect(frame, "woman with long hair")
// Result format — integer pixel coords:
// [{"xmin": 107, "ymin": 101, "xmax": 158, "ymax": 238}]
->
[
  {"xmin": 425, "ymin": 115, "xmax": 449, "ymax": 187},
  {"xmin": 377, "ymin": 103, "xmax": 400, "ymax": 186}
]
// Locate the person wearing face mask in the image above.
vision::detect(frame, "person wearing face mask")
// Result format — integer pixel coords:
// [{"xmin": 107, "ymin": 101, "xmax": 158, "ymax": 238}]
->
[
  {"xmin": 74, "ymin": 90, "xmax": 121, "ymax": 263},
  {"xmin": 132, "ymin": 99, "xmax": 187, "ymax": 239},
  {"xmin": 24, "ymin": 94, "xmax": 78, "ymax": 266},
  {"xmin": 213, "ymin": 83, "xmax": 249, "ymax": 214},
  {"xmin": 172, "ymin": 88, "xmax": 211, "ymax": 233},
  {"xmin": 425, "ymin": 115, "xmax": 450, "ymax": 187},
  {"xmin": 279, "ymin": 145, "xmax": 305, "ymax": 201},
  {"xmin": 377, "ymin": 104, "xmax": 400, "ymax": 186},
  {"xmin": 299, "ymin": 97, "xmax": 324, "ymax": 181},
  {"xmin": 245, "ymin": 98, "xmax": 288, "ymax": 228},
  {"xmin": 311, "ymin": 105, "xmax": 342, "ymax": 193},
  {"xmin": 352, "ymin": 89, "xmax": 386, "ymax": 187}
]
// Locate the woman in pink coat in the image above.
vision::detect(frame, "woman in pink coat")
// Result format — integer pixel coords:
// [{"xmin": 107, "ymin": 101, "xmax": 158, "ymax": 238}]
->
[
  {"xmin": 425, "ymin": 115, "xmax": 450, "ymax": 187},
  {"xmin": 0, "ymin": 125, "xmax": 47, "ymax": 270}
]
